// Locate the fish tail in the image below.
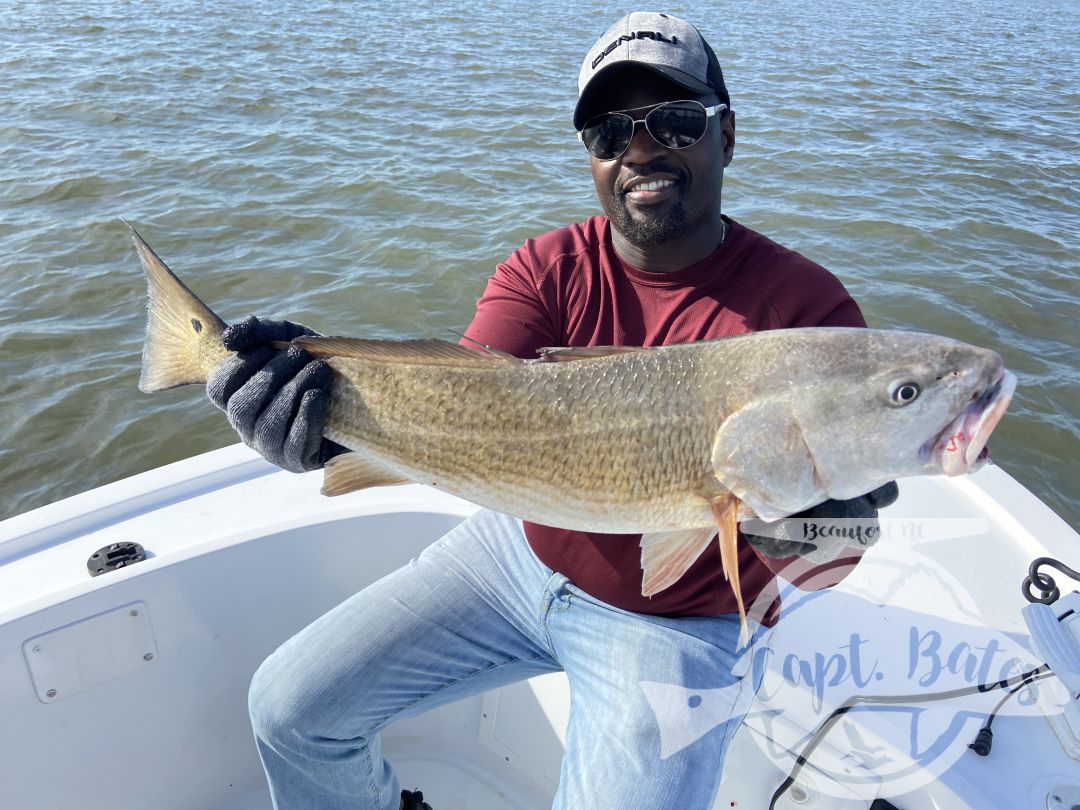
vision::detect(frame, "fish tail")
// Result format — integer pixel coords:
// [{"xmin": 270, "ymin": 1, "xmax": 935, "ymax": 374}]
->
[
  {"xmin": 126, "ymin": 221, "xmax": 230, "ymax": 392},
  {"xmin": 712, "ymin": 496, "xmax": 749, "ymax": 647}
]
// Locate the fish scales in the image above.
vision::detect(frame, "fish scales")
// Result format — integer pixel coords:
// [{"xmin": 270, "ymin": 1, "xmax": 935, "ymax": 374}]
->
[{"xmin": 321, "ymin": 349, "xmax": 730, "ymax": 533}]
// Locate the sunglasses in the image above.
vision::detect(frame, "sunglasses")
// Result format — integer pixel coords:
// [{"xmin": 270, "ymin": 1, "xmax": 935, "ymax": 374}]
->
[{"xmin": 578, "ymin": 100, "xmax": 728, "ymax": 161}]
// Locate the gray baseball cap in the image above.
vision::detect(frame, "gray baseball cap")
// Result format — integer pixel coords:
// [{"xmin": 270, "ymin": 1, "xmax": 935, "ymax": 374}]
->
[{"xmin": 574, "ymin": 12, "xmax": 729, "ymax": 130}]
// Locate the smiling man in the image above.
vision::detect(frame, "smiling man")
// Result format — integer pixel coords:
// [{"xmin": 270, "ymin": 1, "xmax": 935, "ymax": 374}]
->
[
  {"xmin": 210, "ymin": 12, "xmax": 895, "ymax": 810},
  {"xmin": 578, "ymin": 67, "xmax": 732, "ymax": 269}
]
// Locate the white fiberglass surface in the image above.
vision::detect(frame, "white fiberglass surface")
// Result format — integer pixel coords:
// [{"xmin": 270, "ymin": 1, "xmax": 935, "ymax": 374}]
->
[
  {"xmin": 0, "ymin": 498, "xmax": 479, "ymax": 809},
  {"xmin": 2, "ymin": 447, "xmax": 1078, "ymax": 810}
]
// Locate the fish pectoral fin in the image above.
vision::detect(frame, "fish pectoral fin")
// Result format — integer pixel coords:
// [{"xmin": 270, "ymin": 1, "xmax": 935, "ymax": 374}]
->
[
  {"xmin": 639, "ymin": 527, "xmax": 718, "ymax": 597},
  {"xmin": 536, "ymin": 345, "xmax": 649, "ymax": 362},
  {"xmin": 321, "ymin": 453, "xmax": 411, "ymax": 496},
  {"xmin": 711, "ymin": 399, "xmax": 825, "ymax": 520},
  {"xmin": 293, "ymin": 336, "xmax": 517, "ymax": 367}
]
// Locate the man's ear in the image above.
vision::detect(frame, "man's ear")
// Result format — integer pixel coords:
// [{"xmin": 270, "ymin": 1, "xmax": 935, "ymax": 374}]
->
[{"xmin": 722, "ymin": 110, "xmax": 736, "ymax": 167}]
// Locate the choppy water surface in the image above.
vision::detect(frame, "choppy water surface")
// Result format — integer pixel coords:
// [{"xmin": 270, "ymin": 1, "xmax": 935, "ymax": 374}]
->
[{"xmin": 2, "ymin": 0, "xmax": 1077, "ymax": 532}]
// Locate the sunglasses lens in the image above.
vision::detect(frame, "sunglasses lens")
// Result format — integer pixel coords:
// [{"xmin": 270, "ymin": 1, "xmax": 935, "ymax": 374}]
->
[
  {"xmin": 580, "ymin": 102, "xmax": 714, "ymax": 159},
  {"xmin": 646, "ymin": 102, "xmax": 709, "ymax": 149},
  {"xmin": 581, "ymin": 113, "xmax": 634, "ymax": 160}
]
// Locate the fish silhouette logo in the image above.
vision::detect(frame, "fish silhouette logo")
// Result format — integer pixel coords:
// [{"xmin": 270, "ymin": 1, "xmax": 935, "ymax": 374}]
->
[{"xmin": 639, "ymin": 635, "xmax": 767, "ymax": 760}]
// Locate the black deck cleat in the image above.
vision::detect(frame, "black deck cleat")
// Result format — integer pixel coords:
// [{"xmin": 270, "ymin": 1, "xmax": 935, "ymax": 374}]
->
[{"xmin": 87, "ymin": 542, "xmax": 146, "ymax": 576}]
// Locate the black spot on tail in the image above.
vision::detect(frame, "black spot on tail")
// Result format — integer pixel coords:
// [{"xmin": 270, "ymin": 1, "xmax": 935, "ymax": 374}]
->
[{"xmin": 191, "ymin": 318, "xmax": 203, "ymax": 333}]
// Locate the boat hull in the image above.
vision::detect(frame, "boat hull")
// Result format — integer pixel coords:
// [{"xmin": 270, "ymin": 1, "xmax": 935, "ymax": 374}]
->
[{"xmin": 1, "ymin": 445, "xmax": 1078, "ymax": 809}]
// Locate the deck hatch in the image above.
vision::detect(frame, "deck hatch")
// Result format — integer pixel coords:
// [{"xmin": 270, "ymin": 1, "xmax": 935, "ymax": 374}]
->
[{"xmin": 21, "ymin": 601, "xmax": 158, "ymax": 704}]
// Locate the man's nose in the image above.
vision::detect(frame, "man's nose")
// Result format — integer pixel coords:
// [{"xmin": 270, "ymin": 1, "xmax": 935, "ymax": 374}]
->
[{"xmin": 621, "ymin": 121, "xmax": 667, "ymax": 165}]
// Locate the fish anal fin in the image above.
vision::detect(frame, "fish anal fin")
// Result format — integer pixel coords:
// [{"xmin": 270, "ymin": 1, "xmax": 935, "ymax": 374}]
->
[
  {"xmin": 321, "ymin": 453, "xmax": 411, "ymax": 496},
  {"xmin": 537, "ymin": 345, "xmax": 648, "ymax": 362},
  {"xmin": 294, "ymin": 336, "xmax": 516, "ymax": 368},
  {"xmin": 711, "ymin": 494, "xmax": 749, "ymax": 647},
  {"xmin": 639, "ymin": 526, "xmax": 718, "ymax": 598}
]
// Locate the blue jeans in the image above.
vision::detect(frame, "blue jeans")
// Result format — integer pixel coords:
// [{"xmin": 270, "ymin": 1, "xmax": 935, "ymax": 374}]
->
[{"xmin": 249, "ymin": 509, "xmax": 766, "ymax": 810}]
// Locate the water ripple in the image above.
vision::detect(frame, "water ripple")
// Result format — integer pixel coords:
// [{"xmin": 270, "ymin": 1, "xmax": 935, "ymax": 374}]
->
[{"xmin": 1, "ymin": 0, "xmax": 1077, "ymax": 530}]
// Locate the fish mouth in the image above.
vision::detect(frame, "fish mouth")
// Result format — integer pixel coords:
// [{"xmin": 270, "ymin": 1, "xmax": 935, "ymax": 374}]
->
[{"xmin": 926, "ymin": 369, "xmax": 1017, "ymax": 476}]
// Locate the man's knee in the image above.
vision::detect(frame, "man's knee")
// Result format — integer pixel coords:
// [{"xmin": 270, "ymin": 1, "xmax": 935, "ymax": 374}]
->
[
  {"xmin": 248, "ymin": 641, "xmax": 385, "ymax": 748},
  {"xmin": 248, "ymin": 643, "xmax": 350, "ymax": 745},
  {"xmin": 248, "ymin": 648, "xmax": 301, "ymax": 744}
]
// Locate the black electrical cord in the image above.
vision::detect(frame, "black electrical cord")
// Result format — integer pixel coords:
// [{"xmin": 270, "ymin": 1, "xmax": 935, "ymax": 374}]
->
[
  {"xmin": 767, "ymin": 555, "xmax": 1076, "ymax": 808},
  {"xmin": 985, "ymin": 668, "xmax": 1052, "ymax": 730},
  {"xmin": 967, "ymin": 669, "xmax": 1054, "ymax": 756},
  {"xmin": 767, "ymin": 665, "xmax": 1051, "ymax": 810},
  {"xmin": 1022, "ymin": 557, "xmax": 1080, "ymax": 604}
]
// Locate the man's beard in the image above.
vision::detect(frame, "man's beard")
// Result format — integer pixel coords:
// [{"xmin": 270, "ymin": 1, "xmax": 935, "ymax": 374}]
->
[
  {"xmin": 604, "ymin": 179, "xmax": 713, "ymax": 248},
  {"xmin": 607, "ymin": 198, "xmax": 697, "ymax": 248}
]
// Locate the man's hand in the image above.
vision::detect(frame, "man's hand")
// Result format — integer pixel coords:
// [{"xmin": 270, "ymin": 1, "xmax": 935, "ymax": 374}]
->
[
  {"xmin": 742, "ymin": 482, "xmax": 900, "ymax": 563},
  {"xmin": 207, "ymin": 315, "xmax": 345, "ymax": 473}
]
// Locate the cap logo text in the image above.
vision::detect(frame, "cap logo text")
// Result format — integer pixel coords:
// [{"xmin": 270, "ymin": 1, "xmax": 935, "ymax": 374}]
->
[{"xmin": 592, "ymin": 31, "xmax": 678, "ymax": 70}]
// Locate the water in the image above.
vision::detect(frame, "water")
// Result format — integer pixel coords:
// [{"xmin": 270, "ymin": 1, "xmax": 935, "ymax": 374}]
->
[{"xmin": 1, "ymin": 0, "xmax": 1077, "ymax": 533}]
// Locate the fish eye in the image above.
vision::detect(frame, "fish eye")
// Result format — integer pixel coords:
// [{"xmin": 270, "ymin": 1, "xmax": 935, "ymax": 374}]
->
[{"xmin": 889, "ymin": 381, "xmax": 921, "ymax": 406}]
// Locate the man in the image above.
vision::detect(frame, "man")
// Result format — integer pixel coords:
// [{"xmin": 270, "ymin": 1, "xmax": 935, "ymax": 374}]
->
[{"xmin": 209, "ymin": 13, "xmax": 895, "ymax": 810}]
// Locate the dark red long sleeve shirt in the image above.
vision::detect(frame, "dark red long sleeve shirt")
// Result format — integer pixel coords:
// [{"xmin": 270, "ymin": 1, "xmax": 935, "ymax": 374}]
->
[{"xmin": 463, "ymin": 215, "xmax": 866, "ymax": 620}]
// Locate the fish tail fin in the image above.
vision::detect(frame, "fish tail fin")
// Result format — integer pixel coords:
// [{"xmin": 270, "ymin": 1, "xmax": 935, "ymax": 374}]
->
[
  {"xmin": 127, "ymin": 221, "xmax": 229, "ymax": 392},
  {"xmin": 712, "ymin": 495, "xmax": 749, "ymax": 647}
]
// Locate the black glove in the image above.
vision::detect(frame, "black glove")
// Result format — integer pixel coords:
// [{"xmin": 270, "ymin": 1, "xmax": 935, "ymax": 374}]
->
[
  {"xmin": 207, "ymin": 315, "xmax": 345, "ymax": 473},
  {"xmin": 742, "ymin": 482, "xmax": 900, "ymax": 563}
]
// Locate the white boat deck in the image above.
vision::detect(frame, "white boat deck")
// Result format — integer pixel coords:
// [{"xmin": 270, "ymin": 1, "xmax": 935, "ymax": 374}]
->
[{"xmin": 2, "ymin": 445, "xmax": 1078, "ymax": 809}]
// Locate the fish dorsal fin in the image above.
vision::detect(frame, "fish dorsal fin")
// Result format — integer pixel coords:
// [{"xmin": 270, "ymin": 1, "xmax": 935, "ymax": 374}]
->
[
  {"xmin": 451, "ymin": 331, "xmax": 521, "ymax": 362},
  {"xmin": 537, "ymin": 345, "xmax": 648, "ymax": 362},
  {"xmin": 293, "ymin": 337, "xmax": 517, "ymax": 367},
  {"xmin": 321, "ymin": 452, "xmax": 411, "ymax": 496},
  {"xmin": 639, "ymin": 526, "xmax": 718, "ymax": 598}
]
